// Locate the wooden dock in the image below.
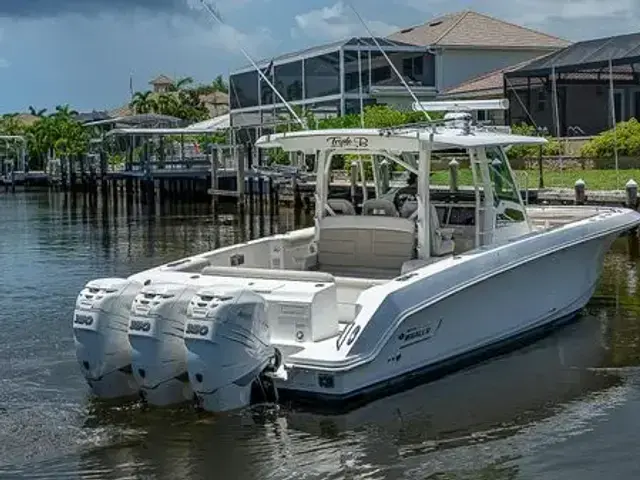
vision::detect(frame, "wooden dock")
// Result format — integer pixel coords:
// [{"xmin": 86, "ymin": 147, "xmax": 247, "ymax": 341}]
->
[{"xmin": 2, "ymin": 146, "xmax": 639, "ymax": 213}]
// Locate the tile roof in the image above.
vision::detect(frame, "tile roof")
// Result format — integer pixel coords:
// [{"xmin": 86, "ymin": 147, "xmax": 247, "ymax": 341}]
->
[
  {"xmin": 149, "ymin": 74, "xmax": 174, "ymax": 85},
  {"xmin": 200, "ymin": 91, "xmax": 229, "ymax": 105},
  {"xmin": 15, "ymin": 113, "xmax": 40, "ymax": 126},
  {"xmin": 108, "ymin": 104, "xmax": 133, "ymax": 117},
  {"xmin": 388, "ymin": 10, "xmax": 570, "ymax": 49},
  {"xmin": 440, "ymin": 57, "xmax": 544, "ymax": 98}
]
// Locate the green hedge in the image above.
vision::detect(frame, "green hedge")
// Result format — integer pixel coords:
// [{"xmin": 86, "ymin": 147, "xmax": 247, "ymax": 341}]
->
[
  {"xmin": 580, "ymin": 118, "xmax": 640, "ymax": 159},
  {"xmin": 506, "ymin": 123, "xmax": 561, "ymax": 160}
]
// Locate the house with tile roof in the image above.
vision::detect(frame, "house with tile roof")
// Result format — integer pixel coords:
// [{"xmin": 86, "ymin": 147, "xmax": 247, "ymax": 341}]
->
[
  {"xmin": 150, "ymin": 74, "xmax": 175, "ymax": 93},
  {"xmin": 388, "ymin": 10, "xmax": 569, "ymax": 93},
  {"xmin": 437, "ymin": 58, "xmax": 543, "ymax": 125},
  {"xmin": 226, "ymin": 10, "xmax": 569, "ymax": 138},
  {"xmin": 439, "ymin": 30, "xmax": 640, "ymax": 136}
]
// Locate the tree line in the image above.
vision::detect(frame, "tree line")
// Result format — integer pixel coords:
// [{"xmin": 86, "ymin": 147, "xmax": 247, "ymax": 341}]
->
[
  {"xmin": 0, "ymin": 75, "xmax": 230, "ymax": 170},
  {"xmin": 128, "ymin": 75, "xmax": 229, "ymax": 122}
]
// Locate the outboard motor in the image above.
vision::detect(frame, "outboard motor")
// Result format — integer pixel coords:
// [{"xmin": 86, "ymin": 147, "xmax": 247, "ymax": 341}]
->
[
  {"xmin": 184, "ymin": 287, "xmax": 284, "ymax": 413},
  {"xmin": 73, "ymin": 278, "xmax": 143, "ymax": 399},
  {"xmin": 128, "ymin": 283, "xmax": 195, "ymax": 406}
]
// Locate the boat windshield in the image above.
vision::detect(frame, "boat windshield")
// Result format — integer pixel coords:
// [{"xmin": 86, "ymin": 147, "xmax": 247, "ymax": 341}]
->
[
  {"xmin": 486, "ymin": 146, "xmax": 526, "ymax": 222},
  {"xmin": 486, "ymin": 147, "xmax": 519, "ymax": 203}
]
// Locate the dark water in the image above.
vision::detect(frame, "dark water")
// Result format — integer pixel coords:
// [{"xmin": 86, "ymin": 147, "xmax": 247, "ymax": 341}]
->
[{"xmin": 1, "ymin": 192, "xmax": 640, "ymax": 480}]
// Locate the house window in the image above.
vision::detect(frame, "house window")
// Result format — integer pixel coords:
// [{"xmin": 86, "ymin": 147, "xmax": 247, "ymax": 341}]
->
[
  {"xmin": 634, "ymin": 92, "xmax": 640, "ymax": 120},
  {"xmin": 304, "ymin": 52, "xmax": 340, "ymax": 99},
  {"xmin": 343, "ymin": 50, "xmax": 369, "ymax": 93},
  {"xmin": 402, "ymin": 56, "xmax": 424, "ymax": 81},
  {"xmin": 536, "ymin": 90, "xmax": 545, "ymax": 112},
  {"xmin": 274, "ymin": 61, "xmax": 303, "ymax": 102},
  {"xmin": 229, "ymin": 71, "xmax": 259, "ymax": 109},
  {"xmin": 613, "ymin": 91, "xmax": 623, "ymax": 123}
]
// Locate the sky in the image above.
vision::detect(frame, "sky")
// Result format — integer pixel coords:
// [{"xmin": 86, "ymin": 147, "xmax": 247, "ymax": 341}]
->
[{"xmin": 0, "ymin": 0, "xmax": 638, "ymax": 114}]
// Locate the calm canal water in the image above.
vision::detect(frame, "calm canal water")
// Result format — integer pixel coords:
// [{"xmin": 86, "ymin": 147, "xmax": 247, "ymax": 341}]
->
[{"xmin": 1, "ymin": 191, "xmax": 639, "ymax": 479}]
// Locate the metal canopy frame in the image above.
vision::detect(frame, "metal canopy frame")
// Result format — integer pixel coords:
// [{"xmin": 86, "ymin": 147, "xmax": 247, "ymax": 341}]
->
[
  {"xmin": 502, "ymin": 31, "xmax": 640, "ymax": 139},
  {"xmin": 106, "ymin": 127, "xmax": 227, "ymax": 137},
  {"xmin": 505, "ymin": 32, "xmax": 640, "ymax": 78}
]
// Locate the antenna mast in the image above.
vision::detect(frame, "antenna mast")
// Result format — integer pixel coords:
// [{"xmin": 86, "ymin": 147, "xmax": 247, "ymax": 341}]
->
[
  {"xmin": 346, "ymin": 2, "xmax": 432, "ymax": 122},
  {"xmin": 199, "ymin": 0, "xmax": 305, "ymax": 129}
]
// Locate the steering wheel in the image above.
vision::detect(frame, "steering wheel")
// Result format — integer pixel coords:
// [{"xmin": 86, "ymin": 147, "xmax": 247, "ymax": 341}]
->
[{"xmin": 392, "ymin": 186, "xmax": 418, "ymax": 213}]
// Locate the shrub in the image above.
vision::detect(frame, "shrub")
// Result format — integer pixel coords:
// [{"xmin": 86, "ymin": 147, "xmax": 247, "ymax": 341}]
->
[
  {"xmin": 506, "ymin": 123, "xmax": 561, "ymax": 160},
  {"xmin": 580, "ymin": 118, "xmax": 640, "ymax": 158}
]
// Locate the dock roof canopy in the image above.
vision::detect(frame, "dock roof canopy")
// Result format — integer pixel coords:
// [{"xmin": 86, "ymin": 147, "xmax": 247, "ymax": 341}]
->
[{"xmin": 506, "ymin": 32, "xmax": 640, "ymax": 77}]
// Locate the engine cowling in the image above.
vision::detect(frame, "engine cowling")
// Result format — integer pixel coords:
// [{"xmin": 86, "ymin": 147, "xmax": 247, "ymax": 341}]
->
[
  {"xmin": 128, "ymin": 283, "xmax": 195, "ymax": 406},
  {"xmin": 73, "ymin": 277, "xmax": 142, "ymax": 399},
  {"xmin": 184, "ymin": 287, "xmax": 274, "ymax": 412}
]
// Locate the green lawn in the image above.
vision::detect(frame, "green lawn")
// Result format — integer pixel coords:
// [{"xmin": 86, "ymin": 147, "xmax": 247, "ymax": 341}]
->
[{"xmin": 429, "ymin": 169, "xmax": 640, "ymax": 191}]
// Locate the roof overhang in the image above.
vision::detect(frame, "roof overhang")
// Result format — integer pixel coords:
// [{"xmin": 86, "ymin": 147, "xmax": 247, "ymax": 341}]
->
[
  {"xmin": 437, "ymin": 44, "xmax": 568, "ymax": 51},
  {"xmin": 505, "ymin": 55, "xmax": 640, "ymax": 78}
]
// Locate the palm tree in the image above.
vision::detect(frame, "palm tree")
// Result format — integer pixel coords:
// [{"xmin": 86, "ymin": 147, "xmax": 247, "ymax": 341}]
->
[
  {"xmin": 28, "ymin": 106, "xmax": 47, "ymax": 117},
  {"xmin": 129, "ymin": 91, "xmax": 155, "ymax": 114},
  {"xmin": 52, "ymin": 104, "xmax": 78, "ymax": 118},
  {"xmin": 155, "ymin": 93, "xmax": 180, "ymax": 116},
  {"xmin": 0, "ymin": 113, "xmax": 23, "ymax": 136},
  {"xmin": 169, "ymin": 76, "xmax": 194, "ymax": 92},
  {"xmin": 211, "ymin": 75, "xmax": 228, "ymax": 93}
]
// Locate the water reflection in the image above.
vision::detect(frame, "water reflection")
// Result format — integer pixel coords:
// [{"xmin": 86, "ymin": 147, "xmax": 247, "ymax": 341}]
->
[
  {"xmin": 1, "ymin": 192, "xmax": 640, "ymax": 479},
  {"xmin": 27, "ymin": 311, "xmax": 621, "ymax": 480}
]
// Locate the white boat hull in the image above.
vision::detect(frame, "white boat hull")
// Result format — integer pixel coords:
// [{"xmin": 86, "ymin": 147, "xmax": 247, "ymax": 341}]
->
[
  {"xmin": 287, "ymin": 310, "xmax": 609, "ymax": 436},
  {"xmin": 73, "ymin": 205, "xmax": 640, "ymax": 410},
  {"xmin": 276, "ymin": 230, "xmax": 618, "ymax": 406}
]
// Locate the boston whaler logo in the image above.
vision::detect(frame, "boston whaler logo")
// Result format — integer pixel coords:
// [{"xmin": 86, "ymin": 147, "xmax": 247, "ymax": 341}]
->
[
  {"xmin": 74, "ymin": 313, "xmax": 94, "ymax": 326},
  {"xmin": 185, "ymin": 322, "xmax": 209, "ymax": 336},
  {"xmin": 397, "ymin": 319, "xmax": 442, "ymax": 347},
  {"xmin": 129, "ymin": 319, "xmax": 151, "ymax": 332},
  {"xmin": 326, "ymin": 136, "xmax": 369, "ymax": 148}
]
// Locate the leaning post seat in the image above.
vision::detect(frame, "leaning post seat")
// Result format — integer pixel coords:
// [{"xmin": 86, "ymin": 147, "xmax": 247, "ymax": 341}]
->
[
  {"xmin": 361, "ymin": 198, "xmax": 399, "ymax": 217},
  {"xmin": 315, "ymin": 214, "xmax": 416, "ymax": 277},
  {"xmin": 327, "ymin": 198, "xmax": 356, "ymax": 215}
]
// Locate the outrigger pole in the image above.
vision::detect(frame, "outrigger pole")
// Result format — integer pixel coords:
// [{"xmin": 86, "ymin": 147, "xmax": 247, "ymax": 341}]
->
[
  {"xmin": 345, "ymin": 2, "xmax": 432, "ymax": 122},
  {"xmin": 199, "ymin": 1, "xmax": 306, "ymax": 129}
]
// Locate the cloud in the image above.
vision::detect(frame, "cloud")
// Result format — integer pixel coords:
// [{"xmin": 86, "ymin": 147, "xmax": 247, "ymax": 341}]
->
[
  {"xmin": 186, "ymin": 21, "xmax": 275, "ymax": 58},
  {"xmin": 0, "ymin": 7, "xmax": 276, "ymax": 112},
  {"xmin": 0, "ymin": 0, "xmax": 249, "ymax": 18},
  {"xmin": 184, "ymin": 0, "xmax": 274, "ymax": 56},
  {"xmin": 293, "ymin": 1, "xmax": 399, "ymax": 41},
  {"xmin": 0, "ymin": 0, "xmax": 187, "ymax": 17}
]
